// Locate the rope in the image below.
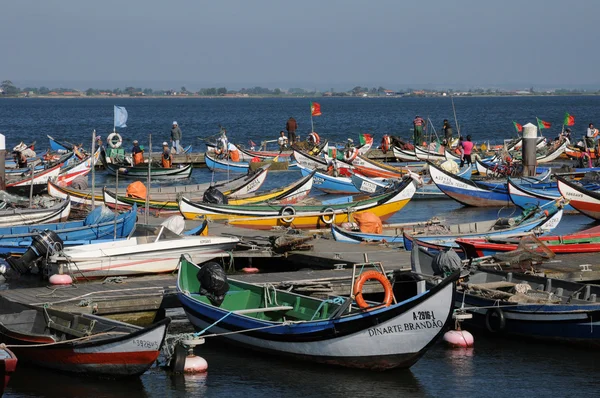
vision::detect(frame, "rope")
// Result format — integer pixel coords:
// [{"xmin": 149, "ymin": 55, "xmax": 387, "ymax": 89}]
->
[
  {"xmin": 201, "ymin": 320, "xmax": 300, "ymax": 338},
  {"xmin": 3, "ymin": 331, "xmax": 129, "ymax": 348},
  {"xmin": 193, "ymin": 311, "xmax": 233, "ymax": 337},
  {"xmin": 310, "ymin": 297, "xmax": 345, "ymax": 321}
]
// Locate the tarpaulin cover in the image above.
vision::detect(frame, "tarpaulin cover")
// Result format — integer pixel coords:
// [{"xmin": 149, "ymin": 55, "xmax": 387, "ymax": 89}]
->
[
  {"xmin": 353, "ymin": 212, "xmax": 382, "ymax": 234},
  {"xmin": 126, "ymin": 181, "xmax": 147, "ymax": 199}
]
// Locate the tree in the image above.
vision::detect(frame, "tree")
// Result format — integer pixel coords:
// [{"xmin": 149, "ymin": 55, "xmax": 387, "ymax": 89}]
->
[
  {"xmin": 86, "ymin": 88, "xmax": 98, "ymax": 96},
  {"xmin": 217, "ymin": 87, "xmax": 227, "ymax": 95},
  {"xmin": 143, "ymin": 88, "xmax": 153, "ymax": 95},
  {"xmin": 273, "ymin": 88, "xmax": 281, "ymax": 95},
  {"xmin": 181, "ymin": 86, "xmax": 187, "ymax": 93},
  {"xmin": 1, "ymin": 80, "xmax": 18, "ymax": 95},
  {"xmin": 39, "ymin": 86, "xmax": 50, "ymax": 95}
]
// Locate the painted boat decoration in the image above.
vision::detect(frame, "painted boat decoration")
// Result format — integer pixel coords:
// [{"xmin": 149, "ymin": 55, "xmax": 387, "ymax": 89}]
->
[
  {"xmin": 46, "ymin": 224, "xmax": 239, "ymax": 279},
  {"xmin": 6, "ymin": 163, "xmax": 62, "ymax": 195},
  {"xmin": 293, "ymin": 149, "xmax": 329, "ymax": 170},
  {"xmin": 350, "ymin": 155, "xmax": 405, "ymax": 179},
  {"xmin": 557, "ymin": 176, "xmax": 600, "ymax": 220},
  {"xmin": 506, "ymin": 177, "xmax": 589, "ymax": 212},
  {"xmin": 0, "ymin": 199, "xmax": 71, "ymax": 227},
  {"xmin": 413, "ymin": 245, "xmax": 600, "ymax": 347},
  {"xmin": 0, "ymin": 296, "xmax": 169, "ymax": 377},
  {"xmin": 298, "ymin": 164, "xmax": 360, "ymax": 194},
  {"xmin": 0, "ymin": 346, "xmax": 17, "ymax": 395},
  {"xmin": 56, "ymin": 150, "xmax": 99, "ymax": 186},
  {"xmin": 392, "ymin": 146, "xmax": 419, "ymax": 162},
  {"xmin": 403, "ymin": 199, "xmax": 564, "ymax": 251},
  {"xmin": 177, "ymin": 255, "xmax": 458, "ymax": 370},
  {"xmin": 179, "ymin": 178, "xmax": 418, "ymax": 230},
  {"xmin": 101, "ymin": 149, "xmax": 193, "ymax": 180},
  {"xmin": 429, "ymin": 161, "xmax": 512, "ymax": 207}
]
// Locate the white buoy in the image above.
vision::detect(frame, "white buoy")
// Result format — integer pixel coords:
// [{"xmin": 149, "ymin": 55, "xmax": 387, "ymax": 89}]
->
[
  {"xmin": 49, "ymin": 274, "xmax": 73, "ymax": 285},
  {"xmin": 184, "ymin": 355, "xmax": 208, "ymax": 373},
  {"xmin": 443, "ymin": 329, "xmax": 474, "ymax": 348}
]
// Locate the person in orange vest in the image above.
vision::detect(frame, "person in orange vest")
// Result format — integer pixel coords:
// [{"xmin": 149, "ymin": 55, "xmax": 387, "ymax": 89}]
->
[
  {"xmin": 161, "ymin": 142, "xmax": 173, "ymax": 168},
  {"xmin": 132, "ymin": 140, "xmax": 144, "ymax": 165},
  {"xmin": 308, "ymin": 131, "xmax": 320, "ymax": 146}
]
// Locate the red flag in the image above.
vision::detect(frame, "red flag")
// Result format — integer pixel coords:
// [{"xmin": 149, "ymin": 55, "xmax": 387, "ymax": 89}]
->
[
  {"xmin": 310, "ymin": 102, "xmax": 322, "ymax": 117},
  {"xmin": 537, "ymin": 118, "xmax": 551, "ymax": 129},
  {"xmin": 512, "ymin": 121, "xmax": 523, "ymax": 133},
  {"xmin": 564, "ymin": 113, "xmax": 575, "ymax": 126}
]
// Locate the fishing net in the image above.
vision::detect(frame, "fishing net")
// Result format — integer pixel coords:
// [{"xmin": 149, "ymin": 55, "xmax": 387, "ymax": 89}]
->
[{"xmin": 491, "ymin": 235, "xmax": 555, "ymax": 267}]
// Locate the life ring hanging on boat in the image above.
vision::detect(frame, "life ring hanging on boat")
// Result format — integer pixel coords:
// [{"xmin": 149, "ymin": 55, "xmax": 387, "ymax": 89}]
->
[
  {"xmin": 280, "ymin": 206, "xmax": 296, "ymax": 223},
  {"xmin": 107, "ymin": 132, "xmax": 123, "ymax": 149},
  {"xmin": 344, "ymin": 147, "xmax": 358, "ymax": 163},
  {"xmin": 353, "ymin": 270, "xmax": 394, "ymax": 309},
  {"xmin": 381, "ymin": 135, "xmax": 392, "ymax": 154},
  {"xmin": 320, "ymin": 207, "xmax": 336, "ymax": 225}
]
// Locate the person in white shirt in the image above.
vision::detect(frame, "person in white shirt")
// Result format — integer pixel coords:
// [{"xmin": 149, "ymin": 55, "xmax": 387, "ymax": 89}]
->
[
  {"xmin": 586, "ymin": 123, "xmax": 598, "ymax": 148},
  {"xmin": 277, "ymin": 131, "xmax": 288, "ymax": 150}
]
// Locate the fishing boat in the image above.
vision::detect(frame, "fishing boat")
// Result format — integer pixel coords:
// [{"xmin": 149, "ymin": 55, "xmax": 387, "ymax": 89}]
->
[
  {"xmin": 298, "ymin": 164, "xmax": 360, "ymax": 194},
  {"xmin": 505, "ymin": 136, "xmax": 547, "ymax": 151},
  {"xmin": 205, "ymin": 153, "xmax": 250, "ymax": 173},
  {"xmin": 392, "ymin": 146, "xmax": 419, "ymax": 162},
  {"xmin": 412, "ymin": 245, "xmax": 600, "ymax": 347},
  {"xmin": 176, "ymin": 255, "xmax": 458, "ymax": 370},
  {"xmin": 414, "ymin": 146, "xmax": 447, "ymax": 162},
  {"xmin": 56, "ymin": 150, "xmax": 99, "ymax": 186},
  {"xmin": 0, "ymin": 346, "xmax": 17, "ymax": 395},
  {"xmin": 474, "ymin": 158, "xmax": 553, "ymax": 178},
  {"xmin": 0, "ymin": 199, "xmax": 71, "ymax": 227},
  {"xmin": 556, "ymin": 176, "xmax": 600, "ymax": 220},
  {"xmin": 235, "ymin": 144, "xmax": 293, "ymax": 161},
  {"xmin": 429, "ymin": 161, "xmax": 513, "ymax": 206},
  {"xmin": 179, "ymin": 178, "xmax": 418, "ymax": 230},
  {"xmin": 506, "ymin": 177, "xmax": 591, "ymax": 212},
  {"xmin": 456, "ymin": 228, "xmax": 600, "ymax": 258},
  {"xmin": 101, "ymin": 149, "xmax": 193, "ymax": 180},
  {"xmin": 0, "ymin": 296, "xmax": 169, "ymax": 377},
  {"xmin": 292, "ymin": 149, "xmax": 329, "ymax": 170},
  {"xmin": 6, "ymin": 163, "xmax": 62, "ymax": 195},
  {"xmin": 45, "ymin": 224, "xmax": 239, "ymax": 279},
  {"xmin": 403, "ymin": 199, "xmax": 564, "ymax": 251},
  {"xmin": 48, "ymin": 135, "xmax": 74, "ymax": 152},
  {"xmin": 565, "ymin": 145, "xmax": 599, "ymax": 160},
  {"xmin": 349, "ymin": 155, "xmax": 406, "ymax": 179}
]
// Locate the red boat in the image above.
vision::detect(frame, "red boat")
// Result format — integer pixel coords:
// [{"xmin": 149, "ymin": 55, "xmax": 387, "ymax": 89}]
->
[
  {"xmin": 557, "ymin": 176, "xmax": 600, "ymax": 220},
  {"xmin": 565, "ymin": 146, "xmax": 598, "ymax": 160},
  {"xmin": 0, "ymin": 297, "xmax": 169, "ymax": 378},
  {"xmin": 456, "ymin": 231, "xmax": 600, "ymax": 258},
  {"xmin": 0, "ymin": 346, "xmax": 17, "ymax": 396},
  {"xmin": 349, "ymin": 155, "xmax": 406, "ymax": 179}
]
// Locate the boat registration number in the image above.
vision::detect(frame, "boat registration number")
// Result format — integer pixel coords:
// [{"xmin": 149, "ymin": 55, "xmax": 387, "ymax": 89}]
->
[
  {"xmin": 132, "ymin": 339, "xmax": 159, "ymax": 350},
  {"xmin": 360, "ymin": 180, "xmax": 377, "ymax": 193}
]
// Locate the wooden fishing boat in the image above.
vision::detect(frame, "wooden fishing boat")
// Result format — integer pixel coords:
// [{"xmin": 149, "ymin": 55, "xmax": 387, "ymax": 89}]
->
[
  {"xmin": 506, "ymin": 177, "xmax": 596, "ymax": 212},
  {"xmin": 0, "ymin": 346, "xmax": 17, "ymax": 395},
  {"xmin": 205, "ymin": 153, "xmax": 250, "ymax": 173},
  {"xmin": 0, "ymin": 296, "xmax": 169, "ymax": 377},
  {"xmin": 177, "ymin": 255, "xmax": 458, "ymax": 370},
  {"xmin": 56, "ymin": 151, "xmax": 99, "ymax": 186},
  {"xmin": 101, "ymin": 149, "xmax": 193, "ymax": 180},
  {"xmin": 45, "ymin": 224, "xmax": 239, "ymax": 279},
  {"xmin": 48, "ymin": 134, "xmax": 75, "ymax": 152},
  {"xmin": 505, "ymin": 136, "xmax": 547, "ymax": 151},
  {"xmin": 474, "ymin": 158, "xmax": 554, "ymax": 179},
  {"xmin": 298, "ymin": 164, "xmax": 360, "ymax": 194},
  {"xmin": 565, "ymin": 145, "xmax": 599, "ymax": 160},
  {"xmin": 350, "ymin": 155, "xmax": 406, "ymax": 179},
  {"xmin": 179, "ymin": 178, "xmax": 418, "ymax": 230},
  {"xmin": 412, "ymin": 245, "xmax": 600, "ymax": 347},
  {"xmin": 556, "ymin": 176, "xmax": 600, "ymax": 220},
  {"xmin": 293, "ymin": 149, "xmax": 329, "ymax": 170},
  {"xmin": 414, "ymin": 146, "xmax": 446, "ymax": 162},
  {"xmin": 104, "ymin": 170, "xmax": 314, "ymax": 212},
  {"xmin": 403, "ymin": 200, "xmax": 564, "ymax": 251},
  {"xmin": 6, "ymin": 163, "xmax": 62, "ymax": 195},
  {"xmin": 392, "ymin": 146, "xmax": 419, "ymax": 162},
  {"xmin": 0, "ymin": 199, "xmax": 71, "ymax": 227},
  {"xmin": 235, "ymin": 144, "xmax": 293, "ymax": 161}
]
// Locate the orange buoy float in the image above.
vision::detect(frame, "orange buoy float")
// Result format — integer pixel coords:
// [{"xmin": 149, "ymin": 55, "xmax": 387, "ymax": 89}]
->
[
  {"xmin": 49, "ymin": 274, "xmax": 73, "ymax": 285},
  {"xmin": 242, "ymin": 267, "xmax": 259, "ymax": 274},
  {"xmin": 353, "ymin": 270, "xmax": 394, "ymax": 309}
]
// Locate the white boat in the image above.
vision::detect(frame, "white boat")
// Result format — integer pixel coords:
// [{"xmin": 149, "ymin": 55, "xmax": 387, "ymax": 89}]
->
[
  {"xmin": 392, "ymin": 146, "xmax": 419, "ymax": 162},
  {"xmin": 414, "ymin": 146, "xmax": 446, "ymax": 162},
  {"xmin": 46, "ymin": 224, "xmax": 239, "ymax": 279},
  {"xmin": 0, "ymin": 199, "xmax": 71, "ymax": 227}
]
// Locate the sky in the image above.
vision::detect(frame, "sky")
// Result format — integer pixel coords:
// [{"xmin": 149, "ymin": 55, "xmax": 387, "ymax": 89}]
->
[{"xmin": 1, "ymin": 0, "xmax": 599, "ymax": 90}]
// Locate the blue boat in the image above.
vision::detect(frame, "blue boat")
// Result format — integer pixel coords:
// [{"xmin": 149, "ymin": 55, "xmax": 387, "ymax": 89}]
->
[
  {"xmin": 298, "ymin": 164, "xmax": 359, "ymax": 194},
  {"xmin": 205, "ymin": 153, "xmax": 249, "ymax": 173},
  {"xmin": 48, "ymin": 135, "xmax": 74, "ymax": 152},
  {"xmin": 414, "ymin": 246, "xmax": 600, "ymax": 347}
]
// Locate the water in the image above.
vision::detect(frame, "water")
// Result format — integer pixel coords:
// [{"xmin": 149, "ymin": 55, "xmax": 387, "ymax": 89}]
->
[{"xmin": 1, "ymin": 96, "xmax": 599, "ymax": 397}]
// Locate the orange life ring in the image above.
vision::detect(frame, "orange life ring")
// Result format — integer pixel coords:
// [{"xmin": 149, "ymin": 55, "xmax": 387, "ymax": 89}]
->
[
  {"xmin": 353, "ymin": 270, "xmax": 394, "ymax": 309},
  {"xmin": 344, "ymin": 148, "xmax": 358, "ymax": 163},
  {"xmin": 381, "ymin": 135, "xmax": 391, "ymax": 153}
]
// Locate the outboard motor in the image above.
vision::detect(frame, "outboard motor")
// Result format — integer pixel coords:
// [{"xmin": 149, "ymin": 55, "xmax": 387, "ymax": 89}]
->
[
  {"xmin": 6, "ymin": 230, "xmax": 63, "ymax": 274},
  {"xmin": 202, "ymin": 186, "xmax": 228, "ymax": 204},
  {"xmin": 196, "ymin": 262, "xmax": 229, "ymax": 306}
]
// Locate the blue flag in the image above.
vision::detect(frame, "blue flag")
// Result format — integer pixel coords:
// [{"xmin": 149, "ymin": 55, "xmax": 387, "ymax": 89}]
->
[{"xmin": 114, "ymin": 105, "xmax": 128, "ymax": 128}]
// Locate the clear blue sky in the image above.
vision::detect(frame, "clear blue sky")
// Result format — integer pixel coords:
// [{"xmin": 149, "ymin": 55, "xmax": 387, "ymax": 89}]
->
[{"xmin": 1, "ymin": 0, "xmax": 598, "ymax": 89}]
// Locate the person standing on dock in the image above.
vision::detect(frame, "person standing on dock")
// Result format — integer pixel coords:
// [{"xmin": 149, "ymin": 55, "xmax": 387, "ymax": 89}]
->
[
  {"xmin": 460, "ymin": 135, "xmax": 474, "ymax": 167},
  {"xmin": 413, "ymin": 115, "xmax": 425, "ymax": 146},
  {"xmin": 161, "ymin": 142, "xmax": 173, "ymax": 168},
  {"xmin": 442, "ymin": 119, "xmax": 453, "ymax": 142},
  {"xmin": 132, "ymin": 140, "xmax": 144, "ymax": 165},
  {"xmin": 171, "ymin": 121, "xmax": 183, "ymax": 154},
  {"xmin": 286, "ymin": 117, "xmax": 298, "ymax": 144}
]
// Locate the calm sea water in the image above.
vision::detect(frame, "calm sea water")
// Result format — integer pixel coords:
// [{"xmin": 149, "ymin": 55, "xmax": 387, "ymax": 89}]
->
[{"xmin": 1, "ymin": 97, "xmax": 598, "ymax": 397}]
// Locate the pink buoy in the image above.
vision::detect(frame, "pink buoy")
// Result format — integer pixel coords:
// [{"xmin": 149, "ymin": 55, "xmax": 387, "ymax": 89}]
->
[
  {"xmin": 443, "ymin": 329, "xmax": 474, "ymax": 348},
  {"xmin": 184, "ymin": 355, "xmax": 208, "ymax": 373},
  {"xmin": 49, "ymin": 274, "xmax": 73, "ymax": 285},
  {"xmin": 242, "ymin": 267, "xmax": 259, "ymax": 274}
]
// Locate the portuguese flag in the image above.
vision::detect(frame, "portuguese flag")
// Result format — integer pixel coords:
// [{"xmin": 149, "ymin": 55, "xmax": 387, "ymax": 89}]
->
[
  {"xmin": 359, "ymin": 133, "xmax": 373, "ymax": 145},
  {"xmin": 512, "ymin": 121, "xmax": 523, "ymax": 133},
  {"xmin": 537, "ymin": 118, "xmax": 551, "ymax": 130},
  {"xmin": 310, "ymin": 102, "xmax": 322, "ymax": 117},
  {"xmin": 563, "ymin": 112, "xmax": 575, "ymax": 126}
]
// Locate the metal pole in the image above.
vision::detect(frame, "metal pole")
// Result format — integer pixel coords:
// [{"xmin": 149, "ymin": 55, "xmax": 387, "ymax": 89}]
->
[
  {"xmin": 113, "ymin": 167, "xmax": 118, "ymax": 239},
  {"xmin": 91, "ymin": 129, "xmax": 96, "ymax": 210},
  {"xmin": 29, "ymin": 163, "xmax": 35, "ymax": 207},
  {"xmin": 451, "ymin": 94, "xmax": 461, "ymax": 138},
  {"xmin": 0, "ymin": 134, "xmax": 5, "ymax": 191},
  {"xmin": 145, "ymin": 134, "xmax": 151, "ymax": 223}
]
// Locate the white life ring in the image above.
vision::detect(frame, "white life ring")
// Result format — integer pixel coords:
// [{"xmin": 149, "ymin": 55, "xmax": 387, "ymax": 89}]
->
[
  {"xmin": 107, "ymin": 132, "xmax": 123, "ymax": 149},
  {"xmin": 280, "ymin": 206, "xmax": 296, "ymax": 223},
  {"xmin": 320, "ymin": 207, "xmax": 336, "ymax": 224}
]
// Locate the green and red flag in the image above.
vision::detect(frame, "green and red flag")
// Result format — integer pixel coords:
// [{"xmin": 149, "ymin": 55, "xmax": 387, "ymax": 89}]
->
[
  {"xmin": 512, "ymin": 121, "xmax": 523, "ymax": 133},
  {"xmin": 359, "ymin": 133, "xmax": 373, "ymax": 145},
  {"xmin": 537, "ymin": 118, "xmax": 551, "ymax": 130},
  {"xmin": 310, "ymin": 102, "xmax": 322, "ymax": 117},
  {"xmin": 563, "ymin": 112, "xmax": 575, "ymax": 126}
]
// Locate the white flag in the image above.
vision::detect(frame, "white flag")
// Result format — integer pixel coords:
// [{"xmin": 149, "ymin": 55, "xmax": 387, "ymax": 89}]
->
[{"xmin": 114, "ymin": 105, "xmax": 128, "ymax": 128}]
